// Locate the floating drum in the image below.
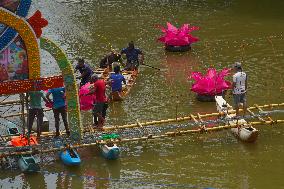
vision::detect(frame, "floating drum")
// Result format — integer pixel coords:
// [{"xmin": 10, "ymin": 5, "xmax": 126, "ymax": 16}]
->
[
  {"xmin": 100, "ymin": 144, "xmax": 120, "ymax": 160},
  {"xmin": 197, "ymin": 92, "xmax": 225, "ymax": 102},
  {"xmin": 165, "ymin": 44, "xmax": 191, "ymax": 52}
]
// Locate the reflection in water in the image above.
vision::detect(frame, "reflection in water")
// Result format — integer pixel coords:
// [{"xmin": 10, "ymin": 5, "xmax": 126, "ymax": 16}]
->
[{"xmin": 164, "ymin": 52, "xmax": 199, "ymax": 85}]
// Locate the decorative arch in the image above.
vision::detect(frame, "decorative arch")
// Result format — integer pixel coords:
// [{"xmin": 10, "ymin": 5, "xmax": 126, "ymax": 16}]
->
[
  {"xmin": 0, "ymin": 7, "xmax": 82, "ymax": 141},
  {"xmin": 0, "ymin": 7, "xmax": 40, "ymax": 79},
  {"xmin": 40, "ymin": 38, "xmax": 82, "ymax": 141},
  {"xmin": 0, "ymin": 0, "xmax": 32, "ymax": 52}
]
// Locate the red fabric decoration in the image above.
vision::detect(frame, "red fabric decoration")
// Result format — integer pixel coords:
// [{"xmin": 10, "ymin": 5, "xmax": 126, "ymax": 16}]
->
[{"xmin": 27, "ymin": 10, "xmax": 48, "ymax": 38}]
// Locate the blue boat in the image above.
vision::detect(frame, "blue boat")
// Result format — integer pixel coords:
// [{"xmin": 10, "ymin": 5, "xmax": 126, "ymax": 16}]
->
[
  {"xmin": 18, "ymin": 154, "xmax": 40, "ymax": 173},
  {"xmin": 59, "ymin": 148, "xmax": 81, "ymax": 166},
  {"xmin": 100, "ymin": 144, "xmax": 120, "ymax": 160},
  {"xmin": 53, "ymin": 139, "xmax": 81, "ymax": 166}
]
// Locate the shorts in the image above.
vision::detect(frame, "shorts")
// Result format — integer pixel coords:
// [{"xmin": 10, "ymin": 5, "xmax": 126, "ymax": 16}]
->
[
  {"xmin": 233, "ymin": 93, "xmax": 246, "ymax": 107},
  {"xmin": 93, "ymin": 102, "xmax": 108, "ymax": 117}
]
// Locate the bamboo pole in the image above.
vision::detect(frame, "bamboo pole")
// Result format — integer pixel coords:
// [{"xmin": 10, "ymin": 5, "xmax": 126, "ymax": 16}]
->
[
  {"xmin": 1, "ymin": 102, "xmax": 284, "ymax": 139},
  {"xmin": 20, "ymin": 94, "xmax": 26, "ymax": 136},
  {"xmin": 1, "ymin": 119, "xmax": 284, "ymax": 158},
  {"xmin": 255, "ymin": 104, "xmax": 274, "ymax": 122},
  {"xmin": 0, "ymin": 100, "xmax": 22, "ymax": 106},
  {"xmin": 1, "ymin": 108, "xmax": 52, "ymax": 118}
]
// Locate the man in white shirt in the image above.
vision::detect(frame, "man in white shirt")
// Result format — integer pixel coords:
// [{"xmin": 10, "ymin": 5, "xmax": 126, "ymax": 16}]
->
[{"xmin": 232, "ymin": 62, "xmax": 247, "ymax": 117}]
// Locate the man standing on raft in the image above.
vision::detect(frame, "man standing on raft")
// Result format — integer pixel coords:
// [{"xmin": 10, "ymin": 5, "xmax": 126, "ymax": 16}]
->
[{"xmin": 232, "ymin": 62, "xmax": 247, "ymax": 117}]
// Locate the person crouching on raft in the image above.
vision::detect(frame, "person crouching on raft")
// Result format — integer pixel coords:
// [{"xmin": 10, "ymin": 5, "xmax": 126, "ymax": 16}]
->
[
  {"xmin": 85, "ymin": 74, "xmax": 108, "ymax": 128},
  {"xmin": 99, "ymin": 51, "xmax": 122, "ymax": 71},
  {"xmin": 232, "ymin": 62, "xmax": 247, "ymax": 117}
]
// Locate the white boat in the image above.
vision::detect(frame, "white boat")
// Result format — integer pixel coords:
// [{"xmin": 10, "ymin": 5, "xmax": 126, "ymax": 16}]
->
[
  {"xmin": 215, "ymin": 96, "xmax": 258, "ymax": 142},
  {"xmin": 18, "ymin": 154, "xmax": 40, "ymax": 173},
  {"xmin": 100, "ymin": 144, "xmax": 120, "ymax": 160}
]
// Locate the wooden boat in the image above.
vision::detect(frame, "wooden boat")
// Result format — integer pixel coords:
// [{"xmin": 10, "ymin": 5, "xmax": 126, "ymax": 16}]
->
[
  {"xmin": 215, "ymin": 95, "xmax": 258, "ymax": 142},
  {"xmin": 59, "ymin": 148, "xmax": 81, "ymax": 166},
  {"xmin": 93, "ymin": 68, "xmax": 139, "ymax": 101},
  {"xmin": 100, "ymin": 144, "xmax": 120, "ymax": 160},
  {"xmin": 18, "ymin": 154, "xmax": 40, "ymax": 173},
  {"xmin": 165, "ymin": 44, "xmax": 191, "ymax": 52}
]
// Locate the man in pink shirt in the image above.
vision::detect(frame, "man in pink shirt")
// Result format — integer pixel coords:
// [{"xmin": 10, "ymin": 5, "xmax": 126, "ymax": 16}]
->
[{"xmin": 86, "ymin": 74, "xmax": 108, "ymax": 128}]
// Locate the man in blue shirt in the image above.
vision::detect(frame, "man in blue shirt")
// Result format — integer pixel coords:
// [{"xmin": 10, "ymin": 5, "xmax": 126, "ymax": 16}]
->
[
  {"xmin": 109, "ymin": 65, "xmax": 126, "ymax": 92},
  {"xmin": 121, "ymin": 41, "xmax": 144, "ymax": 71},
  {"xmin": 46, "ymin": 87, "xmax": 70, "ymax": 137},
  {"xmin": 75, "ymin": 58, "xmax": 94, "ymax": 87}
]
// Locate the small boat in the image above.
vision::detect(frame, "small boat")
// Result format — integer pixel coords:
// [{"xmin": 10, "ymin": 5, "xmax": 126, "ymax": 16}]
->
[
  {"xmin": 53, "ymin": 139, "xmax": 81, "ymax": 166},
  {"xmin": 18, "ymin": 154, "xmax": 40, "ymax": 173},
  {"xmin": 100, "ymin": 144, "xmax": 120, "ymax": 160},
  {"xmin": 165, "ymin": 44, "xmax": 191, "ymax": 52},
  {"xmin": 59, "ymin": 148, "xmax": 81, "ymax": 166},
  {"xmin": 215, "ymin": 95, "xmax": 258, "ymax": 142}
]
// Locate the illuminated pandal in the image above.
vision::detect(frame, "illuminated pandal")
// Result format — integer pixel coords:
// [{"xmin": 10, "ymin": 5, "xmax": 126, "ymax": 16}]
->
[{"xmin": 0, "ymin": 6, "xmax": 82, "ymax": 141}]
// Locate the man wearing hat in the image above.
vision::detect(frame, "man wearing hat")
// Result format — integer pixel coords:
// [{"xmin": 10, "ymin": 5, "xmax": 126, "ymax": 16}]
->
[{"xmin": 232, "ymin": 62, "xmax": 247, "ymax": 117}]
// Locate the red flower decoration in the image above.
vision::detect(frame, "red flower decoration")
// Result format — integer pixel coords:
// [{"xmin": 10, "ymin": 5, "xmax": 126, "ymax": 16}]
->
[{"xmin": 27, "ymin": 10, "xmax": 48, "ymax": 38}]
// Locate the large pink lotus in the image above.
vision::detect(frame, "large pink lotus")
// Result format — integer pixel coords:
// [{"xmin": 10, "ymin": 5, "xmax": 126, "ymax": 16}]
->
[
  {"xmin": 189, "ymin": 68, "xmax": 231, "ymax": 96},
  {"xmin": 79, "ymin": 83, "xmax": 95, "ymax": 111},
  {"xmin": 158, "ymin": 22, "xmax": 199, "ymax": 46}
]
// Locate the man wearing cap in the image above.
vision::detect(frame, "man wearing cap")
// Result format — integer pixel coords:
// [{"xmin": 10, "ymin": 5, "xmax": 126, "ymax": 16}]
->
[
  {"xmin": 75, "ymin": 58, "xmax": 94, "ymax": 87},
  {"xmin": 86, "ymin": 74, "xmax": 108, "ymax": 128},
  {"xmin": 232, "ymin": 62, "xmax": 247, "ymax": 117}
]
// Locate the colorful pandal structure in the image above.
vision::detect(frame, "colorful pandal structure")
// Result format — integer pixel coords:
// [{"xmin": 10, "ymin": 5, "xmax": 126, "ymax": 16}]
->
[
  {"xmin": 189, "ymin": 68, "xmax": 231, "ymax": 102},
  {"xmin": 0, "ymin": 1, "xmax": 82, "ymax": 141},
  {"xmin": 157, "ymin": 22, "xmax": 199, "ymax": 52}
]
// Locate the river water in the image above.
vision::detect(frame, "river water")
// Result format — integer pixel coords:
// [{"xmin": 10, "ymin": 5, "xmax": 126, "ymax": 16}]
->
[{"xmin": 1, "ymin": 0, "xmax": 284, "ymax": 188}]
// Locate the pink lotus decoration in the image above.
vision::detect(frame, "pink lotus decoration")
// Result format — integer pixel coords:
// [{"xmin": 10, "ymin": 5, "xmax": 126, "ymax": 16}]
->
[
  {"xmin": 190, "ymin": 68, "xmax": 231, "ymax": 96},
  {"xmin": 158, "ymin": 22, "xmax": 199, "ymax": 46},
  {"xmin": 79, "ymin": 83, "xmax": 95, "ymax": 111}
]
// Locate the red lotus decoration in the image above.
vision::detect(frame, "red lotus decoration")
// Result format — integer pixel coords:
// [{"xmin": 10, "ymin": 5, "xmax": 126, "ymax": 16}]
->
[
  {"xmin": 189, "ymin": 68, "xmax": 231, "ymax": 96},
  {"xmin": 158, "ymin": 22, "xmax": 199, "ymax": 46},
  {"xmin": 27, "ymin": 10, "xmax": 48, "ymax": 38}
]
